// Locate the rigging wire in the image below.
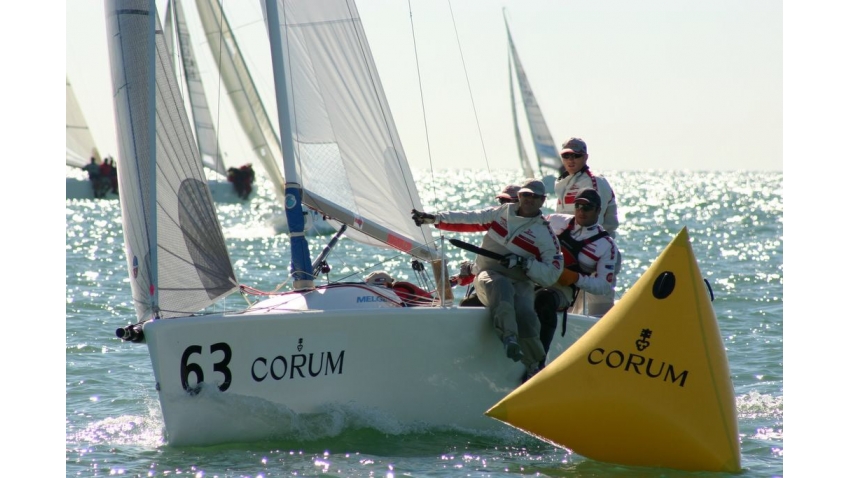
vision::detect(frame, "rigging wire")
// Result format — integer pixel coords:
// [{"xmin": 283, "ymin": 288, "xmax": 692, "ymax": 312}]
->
[{"xmin": 446, "ymin": 0, "xmax": 492, "ymax": 175}]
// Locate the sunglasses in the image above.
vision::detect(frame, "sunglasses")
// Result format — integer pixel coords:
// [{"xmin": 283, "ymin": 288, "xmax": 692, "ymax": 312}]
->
[
  {"xmin": 561, "ymin": 153, "xmax": 584, "ymax": 159},
  {"xmin": 575, "ymin": 203, "xmax": 597, "ymax": 212},
  {"xmin": 519, "ymin": 192, "xmax": 545, "ymax": 199},
  {"xmin": 498, "ymin": 198, "xmax": 518, "ymax": 204}
]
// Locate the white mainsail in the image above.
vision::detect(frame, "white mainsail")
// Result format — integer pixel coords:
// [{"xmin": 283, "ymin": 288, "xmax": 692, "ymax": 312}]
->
[
  {"xmin": 66, "ymin": 77, "xmax": 100, "ymax": 168},
  {"xmin": 505, "ymin": 16, "xmax": 562, "ymax": 176},
  {"xmin": 263, "ymin": 0, "xmax": 437, "ymax": 261},
  {"xmin": 194, "ymin": 0, "xmax": 288, "ymax": 204},
  {"xmin": 106, "ymin": 0, "xmax": 237, "ymax": 321}
]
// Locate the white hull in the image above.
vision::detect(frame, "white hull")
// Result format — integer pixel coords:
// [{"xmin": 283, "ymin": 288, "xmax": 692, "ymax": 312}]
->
[
  {"xmin": 66, "ymin": 177, "xmax": 250, "ymax": 203},
  {"xmin": 142, "ymin": 285, "xmax": 597, "ymax": 445},
  {"xmin": 65, "ymin": 177, "xmax": 119, "ymax": 200}
]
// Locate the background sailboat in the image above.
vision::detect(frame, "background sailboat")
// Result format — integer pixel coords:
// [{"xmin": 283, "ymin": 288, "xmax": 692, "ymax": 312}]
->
[
  {"xmin": 66, "ymin": 77, "xmax": 117, "ymax": 199},
  {"xmin": 504, "ymin": 11, "xmax": 563, "ymax": 192},
  {"xmin": 162, "ymin": 0, "xmax": 264, "ymax": 204}
]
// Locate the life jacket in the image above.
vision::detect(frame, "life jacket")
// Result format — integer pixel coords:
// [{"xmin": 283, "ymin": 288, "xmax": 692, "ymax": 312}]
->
[
  {"xmin": 391, "ymin": 281, "xmax": 434, "ymax": 307},
  {"xmin": 558, "ymin": 217, "xmax": 609, "ymax": 269},
  {"xmin": 553, "ymin": 217, "xmax": 609, "ymax": 288}
]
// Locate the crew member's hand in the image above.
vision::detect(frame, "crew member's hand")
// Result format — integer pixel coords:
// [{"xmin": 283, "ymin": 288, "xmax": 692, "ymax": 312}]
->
[
  {"xmin": 411, "ymin": 209, "xmax": 436, "ymax": 226},
  {"xmin": 500, "ymin": 254, "xmax": 527, "ymax": 270}
]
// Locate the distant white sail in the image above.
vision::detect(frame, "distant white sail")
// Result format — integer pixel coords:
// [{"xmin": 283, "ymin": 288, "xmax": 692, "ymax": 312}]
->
[
  {"xmin": 509, "ymin": 51, "xmax": 536, "ymax": 179},
  {"xmin": 505, "ymin": 18, "xmax": 562, "ymax": 175},
  {"xmin": 106, "ymin": 0, "xmax": 237, "ymax": 321},
  {"xmin": 173, "ymin": 0, "xmax": 227, "ymax": 176},
  {"xmin": 263, "ymin": 0, "xmax": 437, "ymax": 260},
  {"xmin": 194, "ymin": 0, "xmax": 288, "ymax": 204},
  {"xmin": 66, "ymin": 77, "xmax": 99, "ymax": 168}
]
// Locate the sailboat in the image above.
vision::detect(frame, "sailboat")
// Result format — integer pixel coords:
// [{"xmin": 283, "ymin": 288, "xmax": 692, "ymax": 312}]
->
[
  {"xmin": 107, "ymin": 1, "xmax": 737, "ymax": 471},
  {"xmin": 107, "ymin": 0, "xmax": 596, "ymax": 446},
  {"xmin": 504, "ymin": 12, "xmax": 563, "ymax": 193},
  {"xmin": 66, "ymin": 77, "xmax": 117, "ymax": 200}
]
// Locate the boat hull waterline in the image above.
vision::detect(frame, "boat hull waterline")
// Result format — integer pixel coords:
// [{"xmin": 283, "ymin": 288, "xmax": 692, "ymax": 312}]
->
[{"xmin": 143, "ymin": 285, "xmax": 597, "ymax": 446}]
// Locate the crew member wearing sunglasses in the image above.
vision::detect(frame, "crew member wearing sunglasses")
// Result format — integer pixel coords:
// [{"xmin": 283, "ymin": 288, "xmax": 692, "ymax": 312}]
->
[
  {"xmin": 534, "ymin": 188, "xmax": 620, "ymax": 373},
  {"xmin": 555, "ymin": 137, "xmax": 621, "ymax": 317},
  {"xmin": 410, "ymin": 178, "xmax": 563, "ymax": 380},
  {"xmin": 555, "ymin": 138, "xmax": 619, "ymax": 237}
]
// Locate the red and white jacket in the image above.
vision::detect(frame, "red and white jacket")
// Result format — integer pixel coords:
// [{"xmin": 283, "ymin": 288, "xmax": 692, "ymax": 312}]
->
[
  {"xmin": 554, "ymin": 167, "xmax": 619, "ymax": 236},
  {"xmin": 435, "ymin": 204, "xmax": 563, "ymax": 287},
  {"xmin": 546, "ymin": 213, "xmax": 619, "ymax": 296}
]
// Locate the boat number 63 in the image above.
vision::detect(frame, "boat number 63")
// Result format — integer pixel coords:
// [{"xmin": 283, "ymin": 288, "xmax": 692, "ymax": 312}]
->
[{"xmin": 180, "ymin": 343, "xmax": 232, "ymax": 394}]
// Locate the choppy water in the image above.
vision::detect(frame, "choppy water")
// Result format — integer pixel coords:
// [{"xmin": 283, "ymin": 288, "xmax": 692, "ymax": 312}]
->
[{"xmin": 65, "ymin": 170, "xmax": 783, "ymax": 477}]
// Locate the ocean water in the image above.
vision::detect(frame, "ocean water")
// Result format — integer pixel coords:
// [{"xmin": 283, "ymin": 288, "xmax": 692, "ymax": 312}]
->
[{"xmin": 65, "ymin": 170, "xmax": 783, "ymax": 477}]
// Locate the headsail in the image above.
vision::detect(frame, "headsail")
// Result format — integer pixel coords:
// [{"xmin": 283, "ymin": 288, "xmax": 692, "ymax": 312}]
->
[
  {"xmin": 263, "ymin": 0, "xmax": 438, "ymax": 262},
  {"xmin": 194, "ymin": 0, "xmax": 288, "ymax": 204},
  {"xmin": 106, "ymin": 0, "xmax": 238, "ymax": 321},
  {"xmin": 504, "ymin": 15, "xmax": 562, "ymax": 176},
  {"xmin": 66, "ymin": 77, "xmax": 100, "ymax": 168}
]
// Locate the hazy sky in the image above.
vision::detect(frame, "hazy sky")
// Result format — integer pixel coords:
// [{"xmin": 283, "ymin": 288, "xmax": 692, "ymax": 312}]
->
[{"xmin": 65, "ymin": 0, "xmax": 782, "ymax": 172}]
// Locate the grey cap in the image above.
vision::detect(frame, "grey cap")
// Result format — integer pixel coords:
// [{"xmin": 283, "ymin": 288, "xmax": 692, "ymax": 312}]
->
[
  {"xmin": 560, "ymin": 137, "xmax": 588, "ymax": 155},
  {"xmin": 495, "ymin": 184, "xmax": 521, "ymax": 200},
  {"xmin": 518, "ymin": 178, "xmax": 546, "ymax": 196}
]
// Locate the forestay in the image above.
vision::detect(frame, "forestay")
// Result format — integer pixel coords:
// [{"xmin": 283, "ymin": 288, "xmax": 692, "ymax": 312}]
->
[
  {"xmin": 263, "ymin": 0, "xmax": 437, "ymax": 261},
  {"xmin": 106, "ymin": 0, "xmax": 237, "ymax": 321}
]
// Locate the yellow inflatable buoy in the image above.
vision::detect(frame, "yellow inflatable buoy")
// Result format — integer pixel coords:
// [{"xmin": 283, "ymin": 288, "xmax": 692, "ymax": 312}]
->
[{"xmin": 486, "ymin": 227, "xmax": 741, "ymax": 473}]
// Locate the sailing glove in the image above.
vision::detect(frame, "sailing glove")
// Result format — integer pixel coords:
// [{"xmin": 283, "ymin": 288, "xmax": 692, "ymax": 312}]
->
[
  {"xmin": 500, "ymin": 254, "xmax": 527, "ymax": 270},
  {"xmin": 411, "ymin": 209, "xmax": 436, "ymax": 226}
]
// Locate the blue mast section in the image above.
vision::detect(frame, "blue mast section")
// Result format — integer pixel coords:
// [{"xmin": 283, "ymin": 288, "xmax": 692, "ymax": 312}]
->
[{"xmin": 264, "ymin": 0, "xmax": 314, "ymax": 289}]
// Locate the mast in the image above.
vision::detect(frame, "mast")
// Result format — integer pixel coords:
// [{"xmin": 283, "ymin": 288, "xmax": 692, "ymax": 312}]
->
[
  {"xmin": 264, "ymin": 0, "xmax": 314, "ymax": 289},
  {"xmin": 147, "ymin": 0, "xmax": 160, "ymax": 315}
]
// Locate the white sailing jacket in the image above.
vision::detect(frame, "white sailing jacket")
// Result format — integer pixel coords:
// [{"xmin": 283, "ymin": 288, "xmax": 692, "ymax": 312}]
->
[
  {"xmin": 554, "ymin": 167, "xmax": 619, "ymax": 236},
  {"xmin": 435, "ymin": 204, "xmax": 563, "ymax": 287},
  {"xmin": 546, "ymin": 213, "xmax": 619, "ymax": 296}
]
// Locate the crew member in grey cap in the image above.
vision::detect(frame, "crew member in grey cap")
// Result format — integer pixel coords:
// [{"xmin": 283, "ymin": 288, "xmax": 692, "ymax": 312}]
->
[{"xmin": 410, "ymin": 178, "xmax": 563, "ymax": 379}]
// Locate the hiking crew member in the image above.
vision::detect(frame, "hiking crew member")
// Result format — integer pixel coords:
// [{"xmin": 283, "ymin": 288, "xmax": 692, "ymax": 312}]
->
[
  {"xmin": 536, "ymin": 188, "xmax": 620, "ymax": 370},
  {"xmin": 411, "ymin": 178, "xmax": 563, "ymax": 378}
]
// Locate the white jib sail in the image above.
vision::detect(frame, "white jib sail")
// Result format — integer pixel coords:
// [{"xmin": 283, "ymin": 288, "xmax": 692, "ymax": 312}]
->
[
  {"xmin": 263, "ymin": 0, "xmax": 438, "ymax": 261},
  {"xmin": 106, "ymin": 0, "xmax": 238, "ymax": 322}
]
